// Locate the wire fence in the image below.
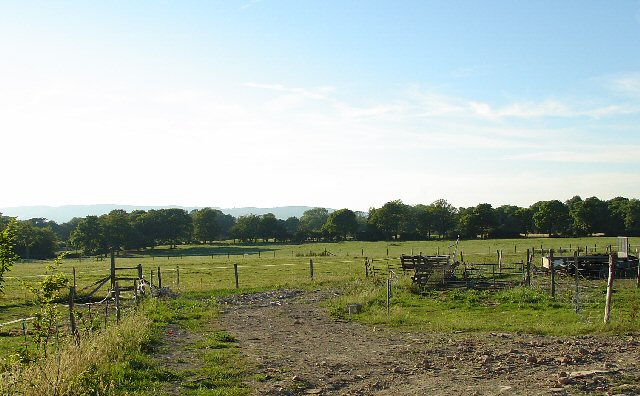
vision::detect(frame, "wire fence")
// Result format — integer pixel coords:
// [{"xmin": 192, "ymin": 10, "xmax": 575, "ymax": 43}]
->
[{"xmin": 2, "ymin": 249, "xmax": 638, "ymax": 354}]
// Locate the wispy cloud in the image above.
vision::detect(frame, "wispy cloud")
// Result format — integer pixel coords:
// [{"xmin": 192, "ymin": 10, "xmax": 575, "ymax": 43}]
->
[
  {"xmin": 243, "ymin": 82, "xmax": 334, "ymax": 102},
  {"xmin": 604, "ymin": 72, "xmax": 640, "ymax": 97},
  {"xmin": 239, "ymin": 0, "xmax": 262, "ymax": 11},
  {"xmin": 507, "ymin": 146, "xmax": 640, "ymax": 164},
  {"xmin": 244, "ymin": 80, "xmax": 640, "ymax": 122}
]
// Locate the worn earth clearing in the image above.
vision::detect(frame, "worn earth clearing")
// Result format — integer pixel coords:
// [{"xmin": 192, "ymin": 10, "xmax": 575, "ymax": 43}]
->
[{"xmin": 217, "ymin": 290, "xmax": 640, "ymax": 396}]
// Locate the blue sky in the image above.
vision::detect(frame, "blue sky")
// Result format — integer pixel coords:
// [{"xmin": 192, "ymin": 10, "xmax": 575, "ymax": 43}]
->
[{"xmin": 1, "ymin": 1, "xmax": 640, "ymax": 211}]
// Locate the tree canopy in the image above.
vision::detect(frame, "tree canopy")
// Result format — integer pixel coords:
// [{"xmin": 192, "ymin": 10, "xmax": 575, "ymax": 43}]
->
[
  {"xmin": 0, "ymin": 220, "xmax": 18, "ymax": 293},
  {"xmin": 6, "ymin": 194, "xmax": 640, "ymax": 256}
]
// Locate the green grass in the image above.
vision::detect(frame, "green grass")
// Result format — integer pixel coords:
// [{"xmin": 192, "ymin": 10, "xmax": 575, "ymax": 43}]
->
[
  {"xmin": 325, "ymin": 274, "xmax": 640, "ymax": 335},
  {"xmin": 1, "ymin": 237, "xmax": 638, "ymax": 394},
  {"xmin": 0, "ymin": 294, "xmax": 250, "ymax": 396},
  {"xmin": 145, "ymin": 296, "xmax": 249, "ymax": 396}
]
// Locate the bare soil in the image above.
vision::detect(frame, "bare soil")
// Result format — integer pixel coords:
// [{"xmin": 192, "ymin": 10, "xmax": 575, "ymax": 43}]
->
[{"xmin": 217, "ymin": 289, "xmax": 640, "ymax": 396}]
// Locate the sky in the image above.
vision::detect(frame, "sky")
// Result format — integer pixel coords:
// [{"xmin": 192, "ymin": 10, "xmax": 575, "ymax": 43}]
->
[{"xmin": 1, "ymin": 1, "xmax": 640, "ymax": 212}]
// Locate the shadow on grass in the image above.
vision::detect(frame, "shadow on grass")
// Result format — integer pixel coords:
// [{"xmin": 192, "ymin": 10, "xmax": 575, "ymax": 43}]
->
[{"xmin": 130, "ymin": 245, "xmax": 278, "ymax": 258}]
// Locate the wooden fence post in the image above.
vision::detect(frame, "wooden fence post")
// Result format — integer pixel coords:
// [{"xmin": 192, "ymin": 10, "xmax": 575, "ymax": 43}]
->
[
  {"xmin": 310, "ymin": 259, "xmax": 314, "ymax": 280},
  {"xmin": 234, "ymin": 264, "xmax": 239, "ymax": 289},
  {"xmin": 104, "ymin": 298, "xmax": 109, "ymax": 329},
  {"xmin": 115, "ymin": 282, "xmax": 121, "ymax": 324},
  {"xmin": 636, "ymin": 248, "xmax": 639, "ymax": 289},
  {"xmin": 110, "ymin": 250, "xmax": 116, "ymax": 290},
  {"xmin": 157, "ymin": 266, "xmax": 162, "ymax": 289},
  {"xmin": 72, "ymin": 267, "xmax": 77, "ymax": 300},
  {"xmin": 550, "ymin": 250, "xmax": 556, "ymax": 298},
  {"xmin": 365, "ymin": 258, "xmax": 369, "ymax": 278},
  {"xmin": 134, "ymin": 279, "xmax": 139, "ymax": 303},
  {"xmin": 525, "ymin": 249, "xmax": 531, "ymax": 287},
  {"xmin": 574, "ymin": 250, "xmax": 580, "ymax": 313},
  {"xmin": 68, "ymin": 287, "xmax": 79, "ymax": 345},
  {"xmin": 604, "ymin": 254, "xmax": 615, "ymax": 324},
  {"xmin": 176, "ymin": 265, "xmax": 180, "ymax": 290},
  {"xmin": 22, "ymin": 319, "xmax": 27, "ymax": 343},
  {"xmin": 387, "ymin": 277, "xmax": 391, "ymax": 316},
  {"xmin": 492, "ymin": 263, "xmax": 496, "ymax": 287}
]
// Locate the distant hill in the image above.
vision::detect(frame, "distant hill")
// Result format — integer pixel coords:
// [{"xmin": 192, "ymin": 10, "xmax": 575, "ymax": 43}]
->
[{"xmin": 0, "ymin": 205, "xmax": 323, "ymax": 223}]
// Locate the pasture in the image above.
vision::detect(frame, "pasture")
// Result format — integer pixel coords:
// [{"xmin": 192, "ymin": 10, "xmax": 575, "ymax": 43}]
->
[
  {"xmin": 2, "ymin": 237, "xmax": 639, "ymax": 331},
  {"xmin": 1, "ymin": 237, "xmax": 639, "ymax": 394}
]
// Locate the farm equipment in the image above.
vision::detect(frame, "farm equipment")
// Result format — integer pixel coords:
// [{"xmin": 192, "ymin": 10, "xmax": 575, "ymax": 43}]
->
[
  {"xmin": 541, "ymin": 237, "xmax": 639, "ymax": 279},
  {"xmin": 401, "ymin": 254, "xmax": 460, "ymax": 287}
]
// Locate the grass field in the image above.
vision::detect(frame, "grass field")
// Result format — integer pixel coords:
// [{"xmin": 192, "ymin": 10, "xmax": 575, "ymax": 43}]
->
[
  {"xmin": 1, "ymin": 236, "xmax": 639, "ymax": 390},
  {"xmin": 2, "ymin": 236, "xmax": 638, "ymax": 321}
]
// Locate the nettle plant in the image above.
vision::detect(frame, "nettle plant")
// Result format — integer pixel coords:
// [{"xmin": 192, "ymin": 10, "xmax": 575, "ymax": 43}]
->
[{"xmin": 26, "ymin": 254, "xmax": 69, "ymax": 357}]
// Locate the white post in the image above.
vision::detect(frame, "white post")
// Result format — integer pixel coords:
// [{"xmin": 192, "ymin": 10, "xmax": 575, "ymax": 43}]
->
[{"xmin": 604, "ymin": 254, "xmax": 615, "ymax": 324}]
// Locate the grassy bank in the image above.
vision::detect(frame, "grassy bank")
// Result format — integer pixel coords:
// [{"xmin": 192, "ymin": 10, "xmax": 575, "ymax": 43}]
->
[{"xmin": 0, "ymin": 294, "xmax": 249, "ymax": 396}]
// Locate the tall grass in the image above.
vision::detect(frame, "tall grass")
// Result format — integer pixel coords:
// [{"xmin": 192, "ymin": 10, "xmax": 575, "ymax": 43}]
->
[{"xmin": 0, "ymin": 308, "xmax": 152, "ymax": 396}]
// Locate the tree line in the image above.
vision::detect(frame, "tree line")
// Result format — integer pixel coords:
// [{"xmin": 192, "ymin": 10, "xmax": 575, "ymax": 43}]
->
[{"xmin": 1, "ymin": 195, "xmax": 639, "ymax": 258}]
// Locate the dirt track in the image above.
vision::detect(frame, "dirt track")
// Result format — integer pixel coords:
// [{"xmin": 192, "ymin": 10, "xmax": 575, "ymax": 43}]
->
[{"xmin": 217, "ymin": 289, "xmax": 640, "ymax": 396}]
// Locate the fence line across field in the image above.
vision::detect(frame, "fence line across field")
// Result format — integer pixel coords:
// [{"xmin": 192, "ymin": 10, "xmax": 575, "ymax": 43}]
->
[{"xmin": 3, "ymin": 247, "xmax": 638, "ymax": 337}]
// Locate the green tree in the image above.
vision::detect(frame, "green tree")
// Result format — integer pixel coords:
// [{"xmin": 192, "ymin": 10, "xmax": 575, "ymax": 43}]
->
[
  {"xmin": 607, "ymin": 197, "xmax": 629, "ymax": 236},
  {"xmin": 430, "ymin": 199, "xmax": 457, "ymax": 239},
  {"xmin": 531, "ymin": 200, "xmax": 570, "ymax": 236},
  {"xmin": 414, "ymin": 204, "xmax": 434, "ymax": 239},
  {"xmin": 134, "ymin": 209, "xmax": 164, "ymax": 249},
  {"xmin": 299, "ymin": 208, "xmax": 330, "ymax": 240},
  {"xmin": 156, "ymin": 208, "xmax": 193, "ymax": 248},
  {"xmin": 323, "ymin": 209, "xmax": 358, "ymax": 240},
  {"xmin": 192, "ymin": 208, "xmax": 221, "ymax": 243},
  {"xmin": 567, "ymin": 196, "xmax": 610, "ymax": 236},
  {"xmin": 231, "ymin": 214, "xmax": 261, "ymax": 242},
  {"xmin": 493, "ymin": 205, "xmax": 526, "ymax": 238},
  {"xmin": 625, "ymin": 199, "xmax": 640, "ymax": 236},
  {"xmin": 473, "ymin": 203, "xmax": 497, "ymax": 239},
  {"xmin": 284, "ymin": 217, "xmax": 300, "ymax": 237},
  {"xmin": 55, "ymin": 217, "xmax": 82, "ymax": 243},
  {"xmin": 515, "ymin": 207, "xmax": 533, "ymax": 236},
  {"xmin": 69, "ymin": 216, "xmax": 106, "ymax": 255},
  {"xmin": 14, "ymin": 221, "xmax": 58, "ymax": 259},
  {"xmin": 368, "ymin": 200, "xmax": 411, "ymax": 240},
  {"xmin": 101, "ymin": 209, "xmax": 133, "ymax": 252},
  {"xmin": 0, "ymin": 220, "xmax": 18, "ymax": 294},
  {"xmin": 217, "ymin": 213, "xmax": 236, "ymax": 240},
  {"xmin": 27, "ymin": 254, "xmax": 69, "ymax": 356},
  {"xmin": 128, "ymin": 210, "xmax": 153, "ymax": 249},
  {"xmin": 258, "ymin": 213, "xmax": 281, "ymax": 242},
  {"xmin": 14, "ymin": 221, "xmax": 38, "ymax": 260},
  {"xmin": 0, "ymin": 213, "xmax": 12, "ymax": 230}
]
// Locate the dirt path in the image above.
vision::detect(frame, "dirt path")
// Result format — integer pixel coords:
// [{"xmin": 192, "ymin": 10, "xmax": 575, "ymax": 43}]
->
[
  {"xmin": 155, "ymin": 323, "xmax": 204, "ymax": 394},
  {"xmin": 217, "ymin": 289, "xmax": 640, "ymax": 396}
]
